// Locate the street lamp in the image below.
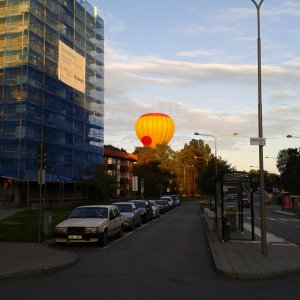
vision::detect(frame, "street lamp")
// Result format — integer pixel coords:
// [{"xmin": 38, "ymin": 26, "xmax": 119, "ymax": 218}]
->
[
  {"xmin": 194, "ymin": 133, "xmax": 217, "ymax": 176},
  {"xmin": 251, "ymin": 0, "xmax": 267, "ymax": 255},
  {"xmin": 194, "ymin": 132, "xmax": 238, "ymax": 176},
  {"xmin": 194, "ymin": 156, "xmax": 209, "ymax": 163},
  {"xmin": 287, "ymin": 135, "xmax": 300, "ymax": 138}
]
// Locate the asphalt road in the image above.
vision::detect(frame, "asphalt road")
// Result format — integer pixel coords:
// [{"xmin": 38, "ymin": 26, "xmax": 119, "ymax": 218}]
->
[
  {"xmin": 1, "ymin": 201, "xmax": 300, "ymax": 300},
  {"xmin": 253, "ymin": 207, "xmax": 300, "ymax": 246}
]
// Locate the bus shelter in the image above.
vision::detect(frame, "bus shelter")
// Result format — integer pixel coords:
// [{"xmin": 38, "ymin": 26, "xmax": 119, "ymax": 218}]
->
[{"xmin": 216, "ymin": 172, "xmax": 255, "ymax": 242}]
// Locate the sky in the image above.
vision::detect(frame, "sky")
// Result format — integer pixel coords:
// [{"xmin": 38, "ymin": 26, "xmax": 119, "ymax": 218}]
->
[{"xmin": 93, "ymin": 0, "xmax": 300, "ymax": 174}]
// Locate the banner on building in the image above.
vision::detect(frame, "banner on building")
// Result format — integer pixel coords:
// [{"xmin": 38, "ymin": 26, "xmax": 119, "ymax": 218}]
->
[{"xmin": 58, "ymin": 40, "xmax": 86, "ymax": 93}]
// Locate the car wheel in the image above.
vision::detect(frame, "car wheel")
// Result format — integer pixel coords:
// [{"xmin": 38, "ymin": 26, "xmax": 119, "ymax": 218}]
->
[{"xmin": 99, "ymin": 229, "xmax": 108, "ymax": 247}]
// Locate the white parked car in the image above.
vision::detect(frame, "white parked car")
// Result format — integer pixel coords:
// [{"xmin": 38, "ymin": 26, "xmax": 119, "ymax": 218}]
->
[
  {"xmin": 113, "ymin": 202, "xmax": 142, "ymax": 230},
  {"xmin": 54, "ymin": 205, "xmax": 124, "ymax": 247},
  {"xmin": 149, "ymin": 200, "xmax": 160, "ymax": 218},
  {"xmin": 160, "ymin": 196, "xmax": 174, "ymax": 209}
]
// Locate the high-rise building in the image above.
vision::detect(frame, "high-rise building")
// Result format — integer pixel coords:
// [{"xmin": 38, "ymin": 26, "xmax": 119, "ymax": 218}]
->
[{"xmin": 0, "ymin": 0, "xmax": 104, "ymax": 182}]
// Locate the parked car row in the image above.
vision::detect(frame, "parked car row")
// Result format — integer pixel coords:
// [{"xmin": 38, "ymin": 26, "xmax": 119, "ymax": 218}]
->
[{"xmin": 53, "ymin": 195, "xmax": 182, "ymax": 247}]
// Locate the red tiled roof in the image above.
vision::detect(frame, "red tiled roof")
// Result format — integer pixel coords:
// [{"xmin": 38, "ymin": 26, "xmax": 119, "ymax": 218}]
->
[{"xmin": 104, "ymin": 147, "xmax": 138, "ymax": 161}]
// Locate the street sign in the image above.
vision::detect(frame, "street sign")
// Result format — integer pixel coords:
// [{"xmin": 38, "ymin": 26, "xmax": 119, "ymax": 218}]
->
[
  {"xmin": 250, "ymin": 137, "xmax": 266, "ymax": 146},
  {"xmin": 37, "ymin": 169, "xmax": 45, "ymax": 185},
  {"xmin": 132, "ymin": 176, "xmax": 138, "ymax": 192}
]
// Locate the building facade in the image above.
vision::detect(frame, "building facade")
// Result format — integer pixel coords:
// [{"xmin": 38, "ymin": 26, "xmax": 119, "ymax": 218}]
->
[
  {"xmin": 104, "ymin": 146, "xmax": 138, "ymax": 199},
  {"xmin": 0, "ymin": 0, "xmax": 104, "ymax": 182}
]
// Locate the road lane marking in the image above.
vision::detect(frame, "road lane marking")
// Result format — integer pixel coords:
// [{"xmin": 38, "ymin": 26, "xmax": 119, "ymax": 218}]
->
[
  {"xmin": 273, "ymin": 210, "xmax": 296, "ymax": 216},
  {"xmin": 243, "ymin": 222, "xmax": 297, "ymax": 247},
  {"xmin": 104, "ymin": 217, "xmax": 160, "ymax": 249}
]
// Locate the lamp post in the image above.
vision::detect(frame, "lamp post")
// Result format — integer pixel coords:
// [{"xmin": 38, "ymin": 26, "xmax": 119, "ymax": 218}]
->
[
  {"xmin": 251, "ymin": 0, "xmax": 267, "ymax": 255},
  {"xmin": 287, "ymin": 135, "xmax": 300, "ymax": 139},
  {"xmin": 193, "ymin": 132, "xmax": 238, "ymax": 177},
  {"xmin": 194, "ymin": 133, "xmax": 217, "ymax": 176}
]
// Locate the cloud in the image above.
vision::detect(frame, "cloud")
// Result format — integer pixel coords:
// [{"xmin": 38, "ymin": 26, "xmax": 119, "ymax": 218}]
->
[
  {"xmin": 264, "ymin": 2, "xmax": 300, "ymax": 18},
  {"xmin": 103, "ymin": 45, "xmax": 300, "ymax": 154},
  {"xmin": 269, "ymin": 89, "xmax": 300, "ymax": 101},
  {"xmin": 176, "ymin": 49, "xmax": 225, "ymax": 58},
  {"xmin": 100, "ymin": 12, "xmax": 126, "ymax": 34},
  {"xmin": 178, "ymin": 24, "xmax": 235, "ymax": 35},
  {"xmin": 105, "ymin": 47, "xmax": 300, "ymax": 91}
]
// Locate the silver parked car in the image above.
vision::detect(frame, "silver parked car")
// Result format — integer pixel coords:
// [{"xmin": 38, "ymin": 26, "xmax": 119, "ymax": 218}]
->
[
  {"xmin": 54, "ymin": 205, "xmax": 124, "ymax": 247},
  {"xmin": 160, "ymin": 196, "xmax": 175, "ymax": 209},
  {"xmin": 129, "ymin": 200, "xmax": 153, "ymax": 223},
  {"xmin": 154, "ymin": 199, "xmax": 168, "ymax": 214},
  {"xmin": 149, "ymin": 200, "xmax": 160, "ymax": 218},
  {"xmin": 113, "ymin": 202, "xmax": 142, "ymax": 230}
]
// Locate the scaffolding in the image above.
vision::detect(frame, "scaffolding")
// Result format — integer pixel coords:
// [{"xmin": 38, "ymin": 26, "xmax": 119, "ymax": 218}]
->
[{"xmin": 0, "ymin": 0, "xmax": 104, "ymax": 182}]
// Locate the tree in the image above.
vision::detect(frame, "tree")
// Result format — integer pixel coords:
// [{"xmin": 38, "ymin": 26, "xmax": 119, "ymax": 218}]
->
[
  {"xmin": 198, "ymin": 157, "xmax": 234, "ymax": 197},
  {"xmin": 133, "ymin": 161, "xmax": 168, "ymax": 198},
  {"xmin": 133, "ymin": 145, "xmax": 173, "ymax": 198},
  {"xmin": 173, "ymin": 139, "xmax": 211, "ymax": 197},
  {"xmin": 80, "ymin": 164, "xmax": 117, "ymax": 202},
  {"xmin": 277, "ymin": 148, "xmax": 300, "ymax": 193}
]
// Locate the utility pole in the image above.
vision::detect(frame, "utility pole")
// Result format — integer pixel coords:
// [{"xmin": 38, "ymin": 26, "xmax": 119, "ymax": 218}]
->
[
  {"xmin": 37, "ymin": 143, "xmax": 48, "ymax": 243},
  {"xmin": 251, "ymin": 0, "xmax": 267, "ymax": 255}
]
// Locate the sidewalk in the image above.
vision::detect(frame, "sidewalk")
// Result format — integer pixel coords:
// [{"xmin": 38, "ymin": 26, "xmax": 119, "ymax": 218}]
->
[
  {"xmin": 204, "ymin": 206, "xmax": 300, "ymax": 279},
  {"xmin": 0, "ymin": 208, "xmax": 78, "ymax": 279}
]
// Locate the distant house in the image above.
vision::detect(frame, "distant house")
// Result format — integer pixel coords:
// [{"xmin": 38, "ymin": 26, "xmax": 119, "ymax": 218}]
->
[{"xmin": 104, "ymin": 147, "xmax": 137, "ymax": 199}]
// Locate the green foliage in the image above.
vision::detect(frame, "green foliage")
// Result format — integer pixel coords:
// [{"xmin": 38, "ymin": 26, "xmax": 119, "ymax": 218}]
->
[
  {"xmin": 80, "ymin": 164, "xmax": 117, "ymax": 201},
  {"xmin": 277, "ymin": 148, "xmax": 300, "ymax": 193},
  {"xmin": 198, "ymin": 157, "xmax": 233, "ymax": 196},
  {"xmin": 173, "ymin": 139, "xmax": 211, "ymax": 197},
  {"xmin": 105, "ymin": 144, "xmax": 127, "ymax": 152},
  {"xmin": 0, "ymin": 208, "xmax": 74, "ymax": 242},
  {"xmin": 134, "ymin": 145, "xmax": 173, "ymax": 198},
  {"xmin": 133, "ymin": 139, "xmax": 215, "ymax": 198}
]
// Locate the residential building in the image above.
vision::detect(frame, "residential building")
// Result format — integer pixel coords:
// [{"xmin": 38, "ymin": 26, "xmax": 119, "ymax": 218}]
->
[
  {"xmin": 104, "ymin": 146, "xmax": 138, "ymax": 199},
  {"xmin": 0, "ymin": 0, "xmax": 104, "ymax": 183}
]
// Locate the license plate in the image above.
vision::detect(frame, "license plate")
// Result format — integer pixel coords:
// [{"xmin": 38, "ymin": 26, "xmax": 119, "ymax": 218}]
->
[{"xmin": 68, "ymin": 235, "xmax": 82, "ymax": 240}]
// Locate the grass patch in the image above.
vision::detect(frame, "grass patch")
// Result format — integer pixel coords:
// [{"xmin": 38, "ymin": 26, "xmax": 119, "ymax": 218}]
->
[{"xmin": 0, "ymin": 207, "xmax": 74, "ymax": 242}]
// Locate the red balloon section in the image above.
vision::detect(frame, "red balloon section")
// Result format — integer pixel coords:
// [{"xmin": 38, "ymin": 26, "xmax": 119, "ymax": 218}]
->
[{"xmin": 141, "ymin": 136, "xmax": 152, "ymax": 146}]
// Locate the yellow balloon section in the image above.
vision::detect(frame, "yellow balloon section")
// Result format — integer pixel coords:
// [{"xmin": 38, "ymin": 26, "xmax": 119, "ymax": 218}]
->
[{"xmin": 135, "ymin": 113, "xmax": 175, "ymax": 148}]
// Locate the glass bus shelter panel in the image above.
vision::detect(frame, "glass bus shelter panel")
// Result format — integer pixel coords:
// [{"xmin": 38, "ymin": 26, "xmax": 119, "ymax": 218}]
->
[{"xmin": 216, "ymin": 172, "xmax": 254, "ymax": 242}]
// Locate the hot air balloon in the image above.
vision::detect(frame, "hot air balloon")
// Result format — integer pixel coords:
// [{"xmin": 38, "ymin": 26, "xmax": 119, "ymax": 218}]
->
[{"xmin": 135, "ymin": 113, "xmax": 175, "ymax": 148}]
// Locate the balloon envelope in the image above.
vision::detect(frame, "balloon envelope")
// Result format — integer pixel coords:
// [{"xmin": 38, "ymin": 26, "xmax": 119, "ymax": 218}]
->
[{"xmin": 135, "ymin": 113, "xmax": 175, "ymax": 148}]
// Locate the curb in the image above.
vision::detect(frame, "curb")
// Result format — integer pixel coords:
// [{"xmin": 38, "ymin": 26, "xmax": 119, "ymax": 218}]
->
[
  {"xmin": 202, "ymin": 216, "xmax": 300, "ymax": 280},
  {"xmin": 0, "ymin": 242, "xmax": 79, "ymax": 280},
  {"xmin": 0, "ymin": 253, "xmax": 78, "ymax": 280}
]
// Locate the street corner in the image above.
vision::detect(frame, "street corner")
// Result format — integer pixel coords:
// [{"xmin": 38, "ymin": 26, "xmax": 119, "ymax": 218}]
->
[{"xmin": 0, "ymin": 242, "xmax": 78, "ymax": 279}]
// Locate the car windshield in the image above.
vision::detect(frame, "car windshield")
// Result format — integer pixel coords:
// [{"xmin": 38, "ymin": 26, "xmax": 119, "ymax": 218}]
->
[
  {"xmin": 69, "ymin": 207, "xmax": 108, "ymax": 218},
  {"xmin": 149, "ymin": 201, "xmax": 156, "ymax": 206},
  {"xmin": 155, "ymin": 200, "xmax": 163, "ymax": 205},
  {"xmin": 161, "ymin": 197, "xmax": 171, "ymax": 202},
  {"xmin": 115, "ymin": 204, "xmax": 132, "ymax": 212},
  {"xmin": 131, "ymin": 201, "xmax": 144, "ymax": 208}
]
